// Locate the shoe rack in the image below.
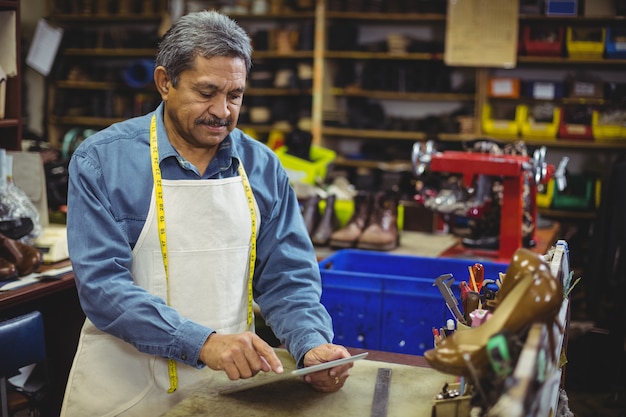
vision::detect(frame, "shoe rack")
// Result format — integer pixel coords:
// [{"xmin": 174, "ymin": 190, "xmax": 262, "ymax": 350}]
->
[
  {"xmin": 0, "ymin": 0, "xmax": 22, "ymax": 151},
  {"xmin": 44, "ymin": 2, "xmax": 626, "ymax": 195},
  {"xmin": 44, "ymin": 0, "xmax": 168, "ymax": 150}
]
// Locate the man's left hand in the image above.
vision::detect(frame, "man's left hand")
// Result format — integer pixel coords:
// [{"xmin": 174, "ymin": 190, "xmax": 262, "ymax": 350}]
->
[{"xmin": 302, "ymin": 344, "xmax": 352, "ymax": 393}]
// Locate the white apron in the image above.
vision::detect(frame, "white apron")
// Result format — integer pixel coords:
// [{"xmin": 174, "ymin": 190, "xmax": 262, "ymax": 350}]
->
[{"xmin": 61, "ymin": 173, "xmax": 259, "ymax": 417}]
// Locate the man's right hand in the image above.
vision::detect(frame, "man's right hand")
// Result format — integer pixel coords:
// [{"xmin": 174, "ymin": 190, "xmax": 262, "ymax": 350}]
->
[{"xmin": 199, "ymin": 332, "xmax": 284, "ymax": 380}]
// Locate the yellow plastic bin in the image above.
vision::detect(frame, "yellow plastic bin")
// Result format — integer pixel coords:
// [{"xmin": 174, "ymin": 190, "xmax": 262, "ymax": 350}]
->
[
  {"xmin": 275, "ymin": 145, "xmax": 336, "ymax": 185},
  {"xmin": 566, "ymin": 27, "xmax": 606, "ymax": 59},
  {"xmin": 592, "ymin": 110, "xmax": 625, "ymax": 141},
  {"xmin": 536, "ymin": 179, "xmax": 555, "ymax": 209},
  {"xmin": 481, "ymin": 103, "xmax": 524, "ymax": 138},
  {"xmin": 520, "ymin": 104, "xmax": 561, "ymax": 140}
]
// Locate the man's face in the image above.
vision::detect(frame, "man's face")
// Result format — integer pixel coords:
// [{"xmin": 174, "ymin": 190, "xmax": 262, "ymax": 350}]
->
[{"xmin": 161, "ymin": 55, "xmax": 247, "ymax": 149}]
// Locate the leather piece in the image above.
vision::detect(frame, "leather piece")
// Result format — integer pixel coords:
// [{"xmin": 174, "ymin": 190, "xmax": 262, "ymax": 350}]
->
[
  {"xmin": 0, "ymin": 258, "xmax": 17, "ymax": 280},
  {"xmin": 0, "ymin": 233, "xmax": 43, "ymax": 276}
]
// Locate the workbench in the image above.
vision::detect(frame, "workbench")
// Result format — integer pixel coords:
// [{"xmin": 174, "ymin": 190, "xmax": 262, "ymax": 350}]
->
[
  {"xmin": 0, "ymin": 223, "xmax": 561, "ymax": 417},
  {"xmin": 160, "ymin": 348, "xmax": 454, "ymax": 417}
]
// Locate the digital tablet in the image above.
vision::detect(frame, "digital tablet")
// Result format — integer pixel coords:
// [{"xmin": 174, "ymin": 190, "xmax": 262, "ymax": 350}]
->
[{"xmin": 218, "ymin": 352, "xmax": 368, "ymax": 394}]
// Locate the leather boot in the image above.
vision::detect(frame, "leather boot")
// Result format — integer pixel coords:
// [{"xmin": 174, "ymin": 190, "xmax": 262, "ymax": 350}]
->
[
  {"xmin": 301, "ymin": 195, "xmax": 321, "ymax": 236},
  {"xmin": 311, "ymin": 194, "xmax": 339, "ymax": 246},
  {"xmin": 0, "ymin": 258, "xmax": 18, "ymax": 280},
  {"xmin": 329, "ymin": 191, "xmax": 371, "ymax": 248},
  {"xmin": 357, "ymin": 191, "xmax": 399, "ymax": 251},
  {"xmin": 0, "ymin": 233, "xmax": 43, "ymax": 276}
]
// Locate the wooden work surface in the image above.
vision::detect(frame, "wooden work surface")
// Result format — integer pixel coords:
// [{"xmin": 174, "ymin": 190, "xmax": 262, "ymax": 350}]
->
[
  {"xmin": 160, "ymin": 348, "xmax": 453, "ymax": 417},
  {"xmin": 0, "ymin": 259, "xmax": 74, "ymax": 312}
]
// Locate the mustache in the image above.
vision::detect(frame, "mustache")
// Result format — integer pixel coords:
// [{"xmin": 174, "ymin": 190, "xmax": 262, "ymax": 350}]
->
[{"xmin": 195, "ymin": 117, "xmax": 232, "ymax": 127}]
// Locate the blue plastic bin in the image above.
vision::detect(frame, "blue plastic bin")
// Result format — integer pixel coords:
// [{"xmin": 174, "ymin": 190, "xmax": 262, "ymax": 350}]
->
[{"xmin": 318, "ymin": 249, "xmax": 507, "ymax": 356}]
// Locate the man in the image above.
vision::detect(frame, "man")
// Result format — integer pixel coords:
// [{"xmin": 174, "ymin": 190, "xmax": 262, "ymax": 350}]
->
[{"xmin": 61, "ymin": 10, "xmax": 352, "ymax": 416}]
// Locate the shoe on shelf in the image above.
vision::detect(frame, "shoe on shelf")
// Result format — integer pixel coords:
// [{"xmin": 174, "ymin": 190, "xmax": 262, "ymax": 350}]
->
[
  {"xmin": 301, "ymin": 194, "xmax": 321, "ymax": 236},
  {"xmin": 0, "ymin": 233, "xmax": 43, "ymax": 277},
  {"xmin": 329, "ymin": 191, "xmax": 372, "ymax": 248},
  {"xmin": 356, "ymin": 191, "xmax": 399, "ymax": 251},
  {"xmin": 311, "ymin": 194, "xmax": 340, "ymax": 246},
  {"xmin": 423, "ymin": 248, "xmax": 563, "ymax": 378}
]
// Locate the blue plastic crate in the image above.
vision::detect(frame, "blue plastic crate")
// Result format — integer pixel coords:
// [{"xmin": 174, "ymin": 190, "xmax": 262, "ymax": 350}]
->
[
  {"xmin": 606, "ymin": 27, "xmax": 626, "ymax": 59},
  {"xmin": 318, "ymin": 249, "xmax": 507, "ymax": 355}
]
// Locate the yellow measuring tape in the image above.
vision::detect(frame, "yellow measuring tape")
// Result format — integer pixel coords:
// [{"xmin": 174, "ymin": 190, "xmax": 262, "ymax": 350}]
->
[{"xmin": 149, "ymin": 115, "xmax": 257, "ymax": 393}]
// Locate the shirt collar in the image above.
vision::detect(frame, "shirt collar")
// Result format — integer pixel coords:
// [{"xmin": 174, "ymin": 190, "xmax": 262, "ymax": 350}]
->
[{"xmin": 154, "ymin": 102, "xmax": 240, "ymax": 176}]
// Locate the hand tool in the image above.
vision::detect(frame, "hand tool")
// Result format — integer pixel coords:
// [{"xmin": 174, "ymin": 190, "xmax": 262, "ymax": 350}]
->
[
  {"xmin": 370, "ymin": 367, "xmax": 392, "ymax": 417},
  {"xmin": 433, "ymin": 273, "xmax": 466, "ymax": 325}
]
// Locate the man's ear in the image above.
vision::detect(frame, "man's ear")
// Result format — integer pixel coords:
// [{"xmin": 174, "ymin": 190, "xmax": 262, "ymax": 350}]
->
[{"xmin": 154, "ymin": 66, "xmax": 170, "ymax": 100}]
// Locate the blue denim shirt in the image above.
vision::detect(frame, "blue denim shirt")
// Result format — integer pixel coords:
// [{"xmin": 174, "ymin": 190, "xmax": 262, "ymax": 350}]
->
[{"xmin": 67, "ymin": 102, "xmax": 333, "ymax": 367}]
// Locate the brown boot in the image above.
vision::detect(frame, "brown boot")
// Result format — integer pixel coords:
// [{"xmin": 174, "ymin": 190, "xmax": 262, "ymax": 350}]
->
[
  {"xmin": 329, "ymin": 191, "xmax": 372, "ymax": 248},
  {"xmin": 0, "ymin": 233, "xmax": 43, "ymax": 276},
  {"xmin": 311, "ymin": 194, "xmax": 340, "ymax": 246},
  {"xmin": 301, "ymin": 194, "xmax": 321, "ymax": 236},
  {"xmin": 356, "ymin": 191, "xmax": 399, "ymax": 251}
]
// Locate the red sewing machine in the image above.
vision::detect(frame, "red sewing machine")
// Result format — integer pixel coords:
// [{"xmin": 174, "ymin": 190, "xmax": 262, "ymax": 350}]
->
[{"xmin": 412, "ymin": 141, "xmax": 557, "ymax": 262}]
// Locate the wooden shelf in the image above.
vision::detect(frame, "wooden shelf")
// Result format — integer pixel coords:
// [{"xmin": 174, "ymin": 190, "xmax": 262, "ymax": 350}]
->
[
  {"xmin": 326, "ymin": 11, "xmax": 446, "ymax": 21},
  {"xmin": 63, "ymin": 48, "xmax": 157, "ymax": 57},
  {"xmin": 252, "ymin": 51, "xmax": 314, "ymax": 59},
  {"xmin": 49, "ymin": 13, "xmax": 163, "ymax": 23},
  {"xmin": 517, "ymin": 56, "xmax": 626, "ymax": 65},
  {"xmin": 54, "ymin": 80, "xmax": 158, "ymax": 92},
  {"xmin": 324, "ymin": 51, "xmax": 443, "ymax": 60},
  {"xmin": 322, "ymin": 126, "xmax": 428, "ymax": 141},
  {"xmin": 331, "ymin": 88, "xmax": 475, "ymax": 101},
  {"xmin": 246, "ymin": 87, "xmax": 312, "ymax": 96},
  {"xmin": 538, "ymin": 208, "xmax": 596, "ymax": 219}
]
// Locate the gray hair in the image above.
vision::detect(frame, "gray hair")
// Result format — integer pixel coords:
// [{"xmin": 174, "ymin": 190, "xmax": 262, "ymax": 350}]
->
[{"xmin": 156, "ymin": 10, "xmax": 253, "ymax": 87}]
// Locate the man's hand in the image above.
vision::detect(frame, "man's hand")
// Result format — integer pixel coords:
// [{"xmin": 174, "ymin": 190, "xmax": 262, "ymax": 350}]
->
[
  {"xmin": 200, "ymin": 332, "xmax": 283, "ymax": 380},
  {"xmin": 302, "ymin": 344, "xmax": 352, "ymax": 393}
]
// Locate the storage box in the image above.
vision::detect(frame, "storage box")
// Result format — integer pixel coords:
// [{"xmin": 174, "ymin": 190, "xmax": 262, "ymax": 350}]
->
[
  {"xmin": 481, "ymin": 103, "xmax": 525, "ymax": 138},
  {"xmin": 318, "ymin": 250, "xmax": 507, "ymax": 355},
  {"xmin": 431, "ymin": 383, "xmax": 471, "ymax": 417},
  {"xmin": 536, "ymin": 179, "xmax": 555, "ymax": 208},
  {"xmin": 605, "ymin": 27, "xmax": 626, "ymax": 59},
  {"xmin": 522, "ymin": 80, "xmax": 565, "ymax": 100},
  {"xmin": 488, "ymin": 77, "xmax": 520, "ymax": 98},
  {"xmin": 558, "ymin": 105, "xmax": 594, "ymax": 140},
  {"xmin": 592, "ymin": 109, "xmax": 626, "ymax": 140},
  {"xmin": 568, "ymin": 80, "xmax": 604, "ymax": 99},
  {"xmin": 566, "ymin": 27, "xmax": 606, "ymax": 59},
  {"xmin": 522, "ymin": 25, "xmax": 564, "ymax": 56},
  {"xmin": 546, "ymin": 0, "xmax": 577, "ymax": 16},
  {"xmin": 275, "ymin": 145, "xmax": 336, "ymax": 184},
  {"xmin": 520, "ymin": 103, "xmax": 561, "ymax": 140},
  {"xmin": 552, "ymin": 174, "xmax": 597, "ymax": 210}
]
